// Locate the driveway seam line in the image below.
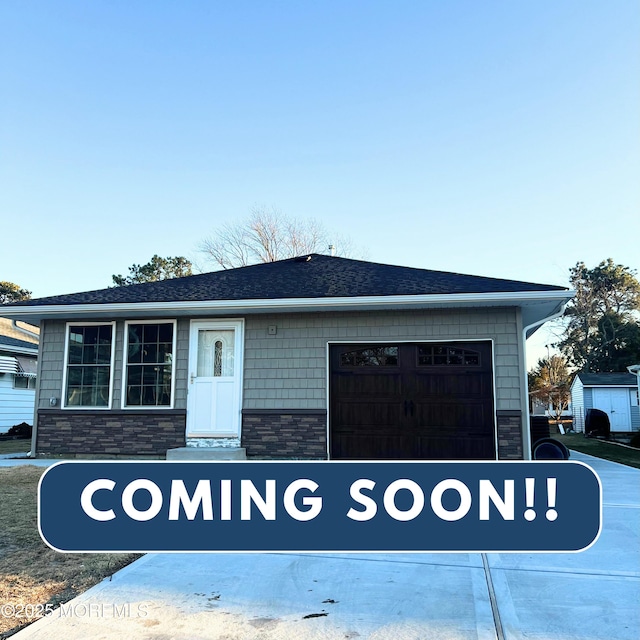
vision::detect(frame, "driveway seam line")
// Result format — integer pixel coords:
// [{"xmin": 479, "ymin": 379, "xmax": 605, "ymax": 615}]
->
[
  {"xmin": 482, "ymin": 553, "xmax": 504, "ymax": 640},
  {"xmin": 489, "ymin": 566, "xmax": 640, "ymax": 579}
]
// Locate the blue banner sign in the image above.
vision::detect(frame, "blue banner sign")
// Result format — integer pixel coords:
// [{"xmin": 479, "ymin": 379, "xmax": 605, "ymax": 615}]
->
[{"xmin": 38, "ymin": 461, "xmax": 601, "ymax": 553}]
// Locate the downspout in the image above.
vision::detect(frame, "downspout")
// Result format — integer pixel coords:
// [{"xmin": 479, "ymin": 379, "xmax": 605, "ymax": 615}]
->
[
  {"xmin": 11, "ymin": 320, "xmax": 39, "ymax": 340},
  {"xmin": 520, "ymin": 304, "xmax": 568, "ymax": 460}
]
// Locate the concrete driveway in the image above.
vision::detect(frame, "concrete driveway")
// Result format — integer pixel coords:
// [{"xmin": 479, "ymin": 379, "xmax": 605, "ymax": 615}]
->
[{"xmin": 7, "ymin": 451, "xmax": 640, "ymax": 640}]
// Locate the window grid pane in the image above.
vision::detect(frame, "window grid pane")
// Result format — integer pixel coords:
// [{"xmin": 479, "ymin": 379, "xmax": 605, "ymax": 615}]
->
[
  {"xmin": 66, "ymin": 325, "xmax": 113, "ymax": 407},
  {"xmin": 124, "ymin": 323, "xmax": 174, "ymax": 407},
  {"xmin": 417, "ymin": 345, "xmax": 481, "ymax": 367}
]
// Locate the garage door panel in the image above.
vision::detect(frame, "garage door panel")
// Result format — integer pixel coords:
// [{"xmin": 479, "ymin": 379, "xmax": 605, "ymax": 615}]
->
[
  {"xmin": 418, "ymin": 436, "xmax": 494, "ymax": 460},
  {"xmin": 334, "ymin": 435, "xmax": 419, "ymax": 459},
  {"xmin": 414, "ymin": 401, "xmax": 490, "ymax": 429},
  {"xmin": 334, "ymin": 373, "xmax": 403, "ymax": 396},
  {"xmin": 335, "ymin": 400, "xmax": 402, "ymax": 428},
  {"xmin": 413, "ymin": 372, "xmax": 492, "ymax": 397}
]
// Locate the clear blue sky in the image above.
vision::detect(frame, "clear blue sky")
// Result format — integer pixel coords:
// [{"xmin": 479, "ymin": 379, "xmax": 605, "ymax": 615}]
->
[{"xmin": 1, "ymin": 1, "xmax": 638, "ymax": 367}]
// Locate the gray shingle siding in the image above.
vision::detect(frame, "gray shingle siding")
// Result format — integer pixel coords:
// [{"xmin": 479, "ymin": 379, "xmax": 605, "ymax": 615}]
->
[
  {"xmin": 37, "ymin": 308, "xmax": 523, "ymax": 414},
  {"xmin": 175, "ymin": 319, "xmax": 190, "ymax": 409},
  {"xmin": 243, "ymin": 308, "xmax": 522, "ymax": 411},
  {"xmin": 37, "ymin": 320, "xmax": 66, "ymax": 409}
]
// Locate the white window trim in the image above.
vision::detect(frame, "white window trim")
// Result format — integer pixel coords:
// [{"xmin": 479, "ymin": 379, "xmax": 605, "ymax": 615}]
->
[
  {"xmin": 120, "ymin": 319, "xmax": 177, "ymax": 410},
  {"xmin": 62, "ymin": 321, "xmax": 117, "ymax": 410}
]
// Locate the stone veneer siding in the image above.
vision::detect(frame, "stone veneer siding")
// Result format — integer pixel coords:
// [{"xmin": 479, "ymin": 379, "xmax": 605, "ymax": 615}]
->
[
  {"xmin": 241, "ymin": 410, "xmax": 327, "ymax": 459},
  {"xmin": 496, "ymin": 410, "xmax": 523, "ymax": 459},
  {"xmin": 35, "ymin": 409, "xmax": 186, "ymax": 458},
  {"xmin": 243, "ymin": 409, "xmax": 524, "ymax": 460}
]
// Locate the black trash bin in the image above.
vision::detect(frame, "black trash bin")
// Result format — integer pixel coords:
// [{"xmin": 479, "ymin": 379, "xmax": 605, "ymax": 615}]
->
[
  {"xmin": 585, "ymin": 408, "xmax": 611, "ymax": 439},
  {"xmin": 530, "ymin": 415, "xmax": 551, "ymax": 448}
]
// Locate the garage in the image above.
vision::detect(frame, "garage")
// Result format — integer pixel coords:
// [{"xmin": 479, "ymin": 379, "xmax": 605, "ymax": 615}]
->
[{"xmin": 329, "ymin": 341, "xmax": 496, "ymax": 460}]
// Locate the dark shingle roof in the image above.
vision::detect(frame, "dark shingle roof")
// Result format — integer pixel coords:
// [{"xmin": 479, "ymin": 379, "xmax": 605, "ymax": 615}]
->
[
  {"xmin": 2, "ymin": 254, "xmax": 567, "ymax": 308},
  {"xmin": 0, "ymin": 334, "xmax": 38, "ymax": 351},
  {"xmin": 577, "ymin": 372, "xmax": 637, "ymax": 386}
]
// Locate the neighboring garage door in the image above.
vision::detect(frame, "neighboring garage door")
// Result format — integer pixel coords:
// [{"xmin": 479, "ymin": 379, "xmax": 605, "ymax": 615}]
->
[
  {"xmin": 330, "ymin": 341, "xmax": 496, "ymax": 460},
  {"xmin": 591, "ymin": 388, "xmax": 632, "ymax": 432}
]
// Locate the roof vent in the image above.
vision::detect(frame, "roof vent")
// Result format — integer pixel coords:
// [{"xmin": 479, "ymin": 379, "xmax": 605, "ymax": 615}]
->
[{"xmin": 295, "ymin": 255, "xmax": 312, "ymax": 262}]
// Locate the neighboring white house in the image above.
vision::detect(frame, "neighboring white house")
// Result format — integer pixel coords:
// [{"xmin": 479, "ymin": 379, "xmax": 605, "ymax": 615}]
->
[
  {"xmin": 570, "ymin": 372, "xmax": 640, "ymax": 433},
  {"xmin": 530, "ymin": 397, "xmax": 572, "ymax": 418},
  {"xmin": 0, "ymin": 318, "xmax": 39, "ymax": 433}
]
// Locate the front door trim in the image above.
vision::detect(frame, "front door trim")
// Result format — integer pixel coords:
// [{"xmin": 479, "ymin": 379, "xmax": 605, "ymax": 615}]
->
[{"xmin": 186, "ymin": 318, "xmax": 244, "ymax": 438}]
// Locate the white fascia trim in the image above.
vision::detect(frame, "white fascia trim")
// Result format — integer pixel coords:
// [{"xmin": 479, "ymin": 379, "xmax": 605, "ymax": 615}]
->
[
  {"xmin": 582, "ymin": 384, "xmax": 636, "ymax": 388},
  {"xmin": 2, "ymin": 290, "xmax": 575, "ymax": 317}
]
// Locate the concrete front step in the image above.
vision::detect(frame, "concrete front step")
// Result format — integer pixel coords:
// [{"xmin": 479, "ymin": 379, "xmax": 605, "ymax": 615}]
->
[{"xmin": 166, "ymin": 447, "xmax": 247, "ymax": 460}]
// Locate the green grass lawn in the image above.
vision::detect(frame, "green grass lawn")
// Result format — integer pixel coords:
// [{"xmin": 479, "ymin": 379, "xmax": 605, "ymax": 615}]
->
[
  {"xmin": 0, "ymin": 439, "xmax": 31, "ymax": 455},
  {"xmin": 555, "ymin": 433, "xmax": 640, "ymax": 469}
]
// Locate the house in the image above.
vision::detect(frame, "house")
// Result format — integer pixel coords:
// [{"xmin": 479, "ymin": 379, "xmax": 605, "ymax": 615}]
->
[
  {"xmin": 0, "ymin": 318, "xmax": 39, "ymax": 432},
  {"xmin": 570, "ymin": 372, "xmax": 640, "ymax": 433},
  {"xmin": 529, "ymin": 396, "xmax": 572, "ymax": 419},
  {"xmin": 0, "ymin": 254, "xmax": 573, "ymax": 460}
]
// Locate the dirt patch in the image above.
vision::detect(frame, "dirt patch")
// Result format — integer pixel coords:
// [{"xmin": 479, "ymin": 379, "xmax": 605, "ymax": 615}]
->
[{"xmin": 0, "ymin": 466, "xmax": 139, "ymax": 638}]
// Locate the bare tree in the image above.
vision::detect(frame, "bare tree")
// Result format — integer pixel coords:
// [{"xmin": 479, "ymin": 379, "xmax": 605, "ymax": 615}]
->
[{"xmin": 200, "ymin": 206, "xmax": 358, "ymax": 270}]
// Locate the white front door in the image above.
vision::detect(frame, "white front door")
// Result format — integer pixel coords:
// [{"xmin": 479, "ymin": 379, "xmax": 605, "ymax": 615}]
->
[
  {"xmin": 592, "ymin": 388, "xmax": 631, "ymax": 432},
  {"xmin": 186, "ymin": 320, "xmax": 244, "ymax": 438}
]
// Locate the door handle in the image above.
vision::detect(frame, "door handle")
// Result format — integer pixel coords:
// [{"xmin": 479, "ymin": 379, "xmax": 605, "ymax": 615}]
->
[
  {"xmin": 404, "ymin": 400, "xmax": 415, "ymax": 417},
  {"xmin": 190, "ymin": 373, "xmax": 195, "ymax": 384}
]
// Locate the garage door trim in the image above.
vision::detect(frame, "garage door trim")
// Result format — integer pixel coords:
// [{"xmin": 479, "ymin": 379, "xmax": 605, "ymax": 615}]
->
[{"xmin": 325, "ymin": 339, "xmax": 498, "ymax": 460}]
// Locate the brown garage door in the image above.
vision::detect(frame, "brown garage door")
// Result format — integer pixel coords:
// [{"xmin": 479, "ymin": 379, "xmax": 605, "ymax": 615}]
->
[{"xmin": 329, "ymin": 342, "xmax": 496, "ymax": 460}]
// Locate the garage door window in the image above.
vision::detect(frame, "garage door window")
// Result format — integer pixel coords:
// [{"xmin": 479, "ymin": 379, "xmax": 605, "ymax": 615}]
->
[
  {"xmin": 417, "ymin": 345, "xmax": 480, "ymax": 366},
  {"xmin": 340, "ymin": 346, "xmax": 398, "ymax": 367}
]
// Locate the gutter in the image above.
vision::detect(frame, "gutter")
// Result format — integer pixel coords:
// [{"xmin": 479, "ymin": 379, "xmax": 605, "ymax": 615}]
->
[
  {"xmin": 520, "ymin": 302, "xmax": 569, "ymax": 460},
  {"xmin": 1, "ymin": 290, "xmax": 574, "ymax": 319}
]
